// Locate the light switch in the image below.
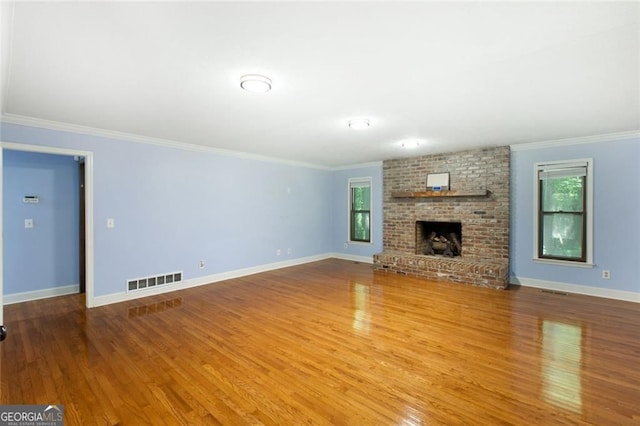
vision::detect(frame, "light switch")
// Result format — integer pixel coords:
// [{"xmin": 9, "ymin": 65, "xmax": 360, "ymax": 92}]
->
[
  {"xmin": 25, "ymin": 219, "xmax": 34, "ymax": 229},
  {"xmin": 107, "ymin": 218, "xmax": 115, "ymax": 228}
]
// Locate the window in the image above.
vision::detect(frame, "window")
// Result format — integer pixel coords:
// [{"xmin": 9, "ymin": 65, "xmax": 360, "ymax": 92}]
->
[
  {"xmin": 534, "ymin": 159, "xmax": 593, "ymax": 265},
  {"xmin": 349, "ymin": 178, "xmax": 371, "ymax": 243}
]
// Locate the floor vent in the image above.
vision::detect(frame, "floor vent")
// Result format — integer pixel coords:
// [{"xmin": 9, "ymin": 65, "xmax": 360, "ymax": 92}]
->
[{"xmin": 127, "ymin": 271, "xmax": 183, "ymax": 292}]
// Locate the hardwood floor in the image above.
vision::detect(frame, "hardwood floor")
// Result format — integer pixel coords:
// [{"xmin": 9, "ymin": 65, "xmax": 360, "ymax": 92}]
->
[{"xmin": 1, "ymin": 259, "xmax": 639, "ymax": 425}]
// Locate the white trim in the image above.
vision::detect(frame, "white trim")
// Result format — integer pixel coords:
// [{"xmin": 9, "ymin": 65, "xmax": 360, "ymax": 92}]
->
[
  {"xmin": 84, "ymin": 151, "xmax": 95, "ymax": 307},
  {"xmin": 330, "ymin": 253, "xmax": 373, "ymax": 264},
  {"xmin": 533, "ymin": 258, "xmax": 594, "ymax": 268},
  {"xmin": 510, "ymin": 130, "xmax": 639, "ymax": 151},
  {"xmin": 533, "ymin": 158, "xmax": 593, "ymax": 266},
  {"xmin": 3, "ymin": 284, "xmax": 79, "ymax": 305},
  {"xmin": 0, "ymin": 141, "xmax": 96, "ymax": 309},
  {"xmin": 510, "ymin": 276, "xmax": 640, "ymax": 303},
  {"xmin": 4, "ymin": 115, "xmax": 637, "ymax": 168},
  {"xmin": 92, "ymin": 254, "xmax": 333, "ymax": 307},
  {"xmin": 1, "ymin": 141, "xmax": 91, "ymax": 157},
  {"xmin": 0, "ymin": 147, "xmax": 3, "ymax": 325},
  {"xmin": 1, "ymin": 113, "xmax": 330, "ymax": 170},
  {"xmin": 331, "ymin": 161, "xmax": 382, "ymax": 171},
  {"xmin": 346, "ymin": 241, "xmax": 373, "ymax": 247}
]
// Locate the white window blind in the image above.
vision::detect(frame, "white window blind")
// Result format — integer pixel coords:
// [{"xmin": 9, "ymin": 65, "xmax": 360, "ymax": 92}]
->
[{"xmin": 539, "ymin": 162, "xmax": 588, "ymax": 180}]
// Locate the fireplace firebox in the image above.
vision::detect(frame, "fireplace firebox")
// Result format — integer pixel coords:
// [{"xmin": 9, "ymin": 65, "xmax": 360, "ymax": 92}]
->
[{"xmin": 416, "ymin": 221, "xmax": 462, "ymax": 257}]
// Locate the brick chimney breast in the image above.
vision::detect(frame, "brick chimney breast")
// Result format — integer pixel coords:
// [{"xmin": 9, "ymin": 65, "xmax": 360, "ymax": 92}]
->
[{"xmin": 374, "ymin": 146, "xmax": 510, "ymax": 289}]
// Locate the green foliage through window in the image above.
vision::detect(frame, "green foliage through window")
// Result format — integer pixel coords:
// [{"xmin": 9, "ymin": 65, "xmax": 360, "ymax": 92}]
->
[
  {"xmin": 538, "ymin": 166, "xmax": 587, "ymax": 262},
  {"xmin": 350, "ymin": 181, "xmax": 371, "ymax": 243}
]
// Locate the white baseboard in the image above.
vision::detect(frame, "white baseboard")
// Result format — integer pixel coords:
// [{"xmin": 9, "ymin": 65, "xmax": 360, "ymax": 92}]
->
[
  {"xmin": 90, "ymin": 254, "xmax": 333, "ymax": 308},
  {"xmin": 330, "ymin": 253, "xmax": 374, "ymax": 264},
  {"xmin": 510, "ymin": 276, "xmax": 640, "ymax": 303},
  {"xmin": 4, "ymin": 284, "xmax": 80, "ymax": 305}
]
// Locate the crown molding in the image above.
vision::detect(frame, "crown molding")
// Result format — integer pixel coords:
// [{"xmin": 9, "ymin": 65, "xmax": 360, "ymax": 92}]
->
[
  {"xmin": 510, "ymin": 130, "xmax": 640, "ymax": 152},
  {"xmin": 12, "ymin": 114, "xmax": 635, "ymax": 171},
  {"xmin": 0, "ymin": 113, "xmax": 332, "ymax": 170},
  {"xmin": 331, "ymin": 161, "xmax": 383, "ymax": 171}
]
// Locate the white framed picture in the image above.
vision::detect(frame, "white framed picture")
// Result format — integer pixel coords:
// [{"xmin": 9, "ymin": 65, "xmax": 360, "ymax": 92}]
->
[{"xmin": 426, "ymin": 172, "xmax": 449, "ymax": 191}]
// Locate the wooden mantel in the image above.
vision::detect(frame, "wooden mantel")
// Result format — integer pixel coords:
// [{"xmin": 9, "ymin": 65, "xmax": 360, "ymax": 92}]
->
[{"xmin": 391, "ymin": 189, "xmax": 490, "ymax": 198}]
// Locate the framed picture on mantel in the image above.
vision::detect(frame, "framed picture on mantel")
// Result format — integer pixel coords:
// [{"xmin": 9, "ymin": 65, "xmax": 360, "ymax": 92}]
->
[{"xmin": 426, "ymin": 172, "xmax": 450, "ymax": 191}]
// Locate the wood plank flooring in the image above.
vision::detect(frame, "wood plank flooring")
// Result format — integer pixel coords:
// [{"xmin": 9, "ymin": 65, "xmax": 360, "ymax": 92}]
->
[{"xmin": 1, "ymin": 259, "xmax": 639, "ymax": 425}]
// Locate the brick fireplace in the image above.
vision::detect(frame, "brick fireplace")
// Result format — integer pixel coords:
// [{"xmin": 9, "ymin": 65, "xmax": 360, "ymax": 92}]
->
[
  {"xmin": 373, "ymin": 146, "xmax": 510, "ymax": 289},
  {"xmin": 416, "ymin": 221, "xmax": 462, "ymax": 256}
]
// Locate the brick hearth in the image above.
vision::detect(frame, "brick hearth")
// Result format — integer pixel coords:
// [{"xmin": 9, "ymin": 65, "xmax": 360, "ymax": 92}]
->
[{"xmin": 373, "ymin": 146, "xmax": 510, "ymax": 289}]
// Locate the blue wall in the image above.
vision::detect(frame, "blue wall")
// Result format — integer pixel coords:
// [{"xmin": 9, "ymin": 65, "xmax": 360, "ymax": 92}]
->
[
  {"xmin": 1, "ymin": 123, "xmax": 333, "ymax": 298},
  {"xmin": 331, "ymin": 164, "xmax": 384, "ymax": 259},
  {"xmin": 3, "ymin": 150, "xmax": 80, "ymax": 294},
  {"xmin": 5, "ymin": 121, "xmax": 635, "ymax": 302},
  {"xmin": 510, "ymin": 137, "xmax": 640, "ymax": 293}
]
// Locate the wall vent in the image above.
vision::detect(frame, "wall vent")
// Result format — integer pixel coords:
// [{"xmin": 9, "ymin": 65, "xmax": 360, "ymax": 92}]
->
[{"xmin": 127, "ymin": 271, "xmax": 183, "ymax": 292}]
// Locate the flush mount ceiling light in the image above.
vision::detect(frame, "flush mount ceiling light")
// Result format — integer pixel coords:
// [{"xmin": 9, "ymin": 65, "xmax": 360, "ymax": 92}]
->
[
  {"xmin": 240, "ymin": 74, "xmax": 272, "ymax": 93},
  {"xmin": 400, "ymin": 139, "xmax": 421, "ymax": 148},
  {"xmin": 348, "ymin": 118, "xmax": 371, "ymax": 130}
]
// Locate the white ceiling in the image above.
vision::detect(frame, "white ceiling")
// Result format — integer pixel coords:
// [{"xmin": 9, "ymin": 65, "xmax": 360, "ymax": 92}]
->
[{"xmin": 1, "ymin": 1, "xmax": 639, "ymax": 167}]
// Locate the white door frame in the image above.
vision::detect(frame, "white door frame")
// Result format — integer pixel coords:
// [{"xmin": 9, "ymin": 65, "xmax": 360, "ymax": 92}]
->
[{"xmin": 0, "ymin": 142, "xmax": 95, "ymax": 326}]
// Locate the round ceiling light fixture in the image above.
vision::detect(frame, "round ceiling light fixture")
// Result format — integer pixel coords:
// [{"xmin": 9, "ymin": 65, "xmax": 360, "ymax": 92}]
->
[
  {"xmin": 240, "ymin": 74, "xmax": 272, "ymax": 93},
  {"xmin": 348, "ymin": 118, "xmax": 371, "ymax": 130},
  {"xmin": 400, "ymin": 139, "xmax": 421, "ymax": 148}
]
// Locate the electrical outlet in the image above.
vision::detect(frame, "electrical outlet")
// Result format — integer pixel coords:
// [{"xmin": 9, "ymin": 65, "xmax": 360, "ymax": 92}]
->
[
  {"xmin": 107, "ymin": 218, "xmax": 115, "ymax": 228},
  {"xmin": 199, "ymin": 260, "xmax": 205, "ymax": 269},
  {"xmin": 276, "ymin": 249, "xmax": 281, "ymax": 256},
  {"xmin": 25, "ymin": 219, "xmax": 34, "ymax": 229},
  {"xmin": 602, "ymin": 270, "xmax": 611, "ymax": 280},
  {"xmin": 344, "ymin": 243, "xmax": 348, "ymax": 249}
]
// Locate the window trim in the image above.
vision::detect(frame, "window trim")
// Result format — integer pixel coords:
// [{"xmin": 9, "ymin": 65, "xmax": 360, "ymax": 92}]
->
[
  {"xmin": 532, "ymin": 159, "xmax": 594, "ymax": 267},
  {"xmin": 348, "ymin": 177, "xmax": 372, "ymax": 245}
]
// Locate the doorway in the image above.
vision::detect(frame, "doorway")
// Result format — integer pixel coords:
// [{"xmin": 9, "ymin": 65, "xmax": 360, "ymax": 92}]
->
[
  {"xmin": 79, "ymin": 159, "xmax": 85, "ymax": 294},
  {"xmin": 0, "ymin": 142, "xmax": 95, "ymax": 338}
]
